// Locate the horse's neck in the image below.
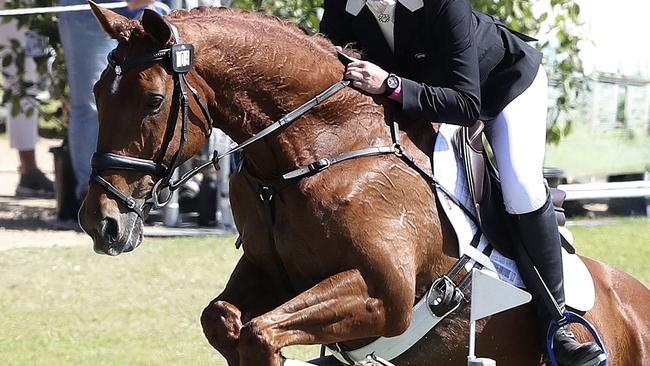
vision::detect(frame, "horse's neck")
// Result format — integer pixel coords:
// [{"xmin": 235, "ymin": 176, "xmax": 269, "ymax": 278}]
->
[{"xmin": 191, "ymin": 22, "xmax": 388, "ymax": 178}]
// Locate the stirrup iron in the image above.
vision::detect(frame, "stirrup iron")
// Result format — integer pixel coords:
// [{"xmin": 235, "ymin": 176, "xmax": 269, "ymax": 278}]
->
[{"xmin": 546, "ymin": 311, "xmax": 608, "ymax": 366}]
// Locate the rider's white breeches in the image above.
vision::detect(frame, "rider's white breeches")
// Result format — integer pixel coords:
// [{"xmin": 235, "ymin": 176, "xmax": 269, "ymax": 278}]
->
[{"xmin": 484, "ymin": 66, "xmax": 549, "ymax": 215}]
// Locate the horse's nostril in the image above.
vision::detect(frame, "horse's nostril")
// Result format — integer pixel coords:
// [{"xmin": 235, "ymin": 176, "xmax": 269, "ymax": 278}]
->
[{"xmin": 98, "ymin": 217, "xmax": 119, "ymax": 244}]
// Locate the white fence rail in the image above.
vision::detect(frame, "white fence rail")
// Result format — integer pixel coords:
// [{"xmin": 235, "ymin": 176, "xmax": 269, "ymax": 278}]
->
[
  {"xmin": 558, "ymin": 178, "xmax": 650, "ymax": 217},
  {"xmin": 0, "ymin": 2, "xmax": 127, "ymax": 16},
  {"xmin": 558, "ymin": 181, "xmax": 650, "ymax": 201}
]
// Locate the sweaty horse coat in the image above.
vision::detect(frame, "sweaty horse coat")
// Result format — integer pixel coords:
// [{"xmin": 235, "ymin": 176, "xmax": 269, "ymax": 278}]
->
[{"xmin": 80, "ymin": 4, "xmax": 650, "ymax": 365}]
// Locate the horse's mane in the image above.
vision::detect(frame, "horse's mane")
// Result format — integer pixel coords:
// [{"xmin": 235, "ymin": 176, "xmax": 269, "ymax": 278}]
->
[
  {"xmin": 114, "ymin": 5, "xmax": 347, "ymax": 73},
  {"xmin": 161, "ymin": 7, "xmax": 336, "ymax": 57}
]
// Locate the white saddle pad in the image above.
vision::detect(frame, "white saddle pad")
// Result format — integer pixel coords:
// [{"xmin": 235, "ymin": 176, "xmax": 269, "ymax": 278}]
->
[{"xmin": 433, "ymin": 124, "xmax": 595, "ymax": 312}]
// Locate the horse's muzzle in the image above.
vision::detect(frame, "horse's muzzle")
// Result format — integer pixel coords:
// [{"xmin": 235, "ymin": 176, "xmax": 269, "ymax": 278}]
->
[{"xmin": 82, "ymin": 207, "xmax": 144, "ymax": 256}]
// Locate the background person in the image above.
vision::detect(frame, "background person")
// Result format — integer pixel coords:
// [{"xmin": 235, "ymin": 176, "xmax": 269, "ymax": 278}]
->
[
  {"xmin": 56, "ymin": 0, "xmax": 118, "ymax": 200},
  {"xmin": 0, "ymin": 0, "xmax": 54, "ymax": 198},
  {"xmin": 56, "ymin": 0, "xmax": 168, "ymax": 200}
]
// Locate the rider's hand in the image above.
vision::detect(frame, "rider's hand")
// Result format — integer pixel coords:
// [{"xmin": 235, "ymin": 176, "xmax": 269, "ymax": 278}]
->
[{"xmin": 344, "ymin": 60, "xmax": 389, "ymax": 95}]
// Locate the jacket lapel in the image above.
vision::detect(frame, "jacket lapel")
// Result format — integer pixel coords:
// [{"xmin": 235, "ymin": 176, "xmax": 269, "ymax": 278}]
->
[
  {"xmin": 349, "ymin": 6, "xmax": 397, "ymax": 70},
  {"xmin": 394, "ymin": 1, "xmax": 423, "ymax": 62}
]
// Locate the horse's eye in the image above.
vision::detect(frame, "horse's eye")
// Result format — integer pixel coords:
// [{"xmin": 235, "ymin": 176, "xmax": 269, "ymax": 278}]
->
[{"xmin": 146, "ymin": 94, "xmax": 164, "ymax": 110}]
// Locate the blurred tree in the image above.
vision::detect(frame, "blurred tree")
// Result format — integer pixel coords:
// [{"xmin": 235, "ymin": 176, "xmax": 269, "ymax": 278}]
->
[
  {"xmin": 229, "ymin": 0, "xmax": 323, "ymax": 32},
  {"xmin": 1, "ymin": 0, "xmax": 68, "ymax": 134},
  {"xmin": 470, "ymin": 0, "xmax": 585, "ymax": 143}
]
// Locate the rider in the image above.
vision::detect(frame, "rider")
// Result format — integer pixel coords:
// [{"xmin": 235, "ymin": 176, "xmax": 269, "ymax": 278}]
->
[{"xmin": 320, "ymin": 1, "xmax": 605, "ymax": 365}]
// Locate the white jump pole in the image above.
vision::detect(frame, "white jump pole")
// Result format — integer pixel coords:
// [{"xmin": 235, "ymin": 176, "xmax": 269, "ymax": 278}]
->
[{"xmin": 0, "ymin": 2, "xmax": 127, "ymax": 16}]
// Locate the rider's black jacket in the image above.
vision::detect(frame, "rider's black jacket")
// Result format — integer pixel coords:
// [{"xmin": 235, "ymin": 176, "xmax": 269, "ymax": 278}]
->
[{"xmin": 319, "ymin": 0, "xmax": 543, "ymax": 125}]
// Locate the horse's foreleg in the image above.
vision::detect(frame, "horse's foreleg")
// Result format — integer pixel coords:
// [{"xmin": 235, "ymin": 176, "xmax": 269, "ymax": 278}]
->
[
  {"xmin": 201, "ymin": 299, "xmax": 242, "ymax": 364},
  {"xmin": 201, "ymin": 255, "xmax": 287, "ymax": 366},
  {"xmin": 237, "ymin": 269, "xmax": 414, "ymax": 366}
]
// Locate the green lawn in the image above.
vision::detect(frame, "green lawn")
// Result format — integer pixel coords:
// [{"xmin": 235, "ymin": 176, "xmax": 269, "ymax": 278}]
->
[
  {"xmin": 0, "ymin": 218, "xmax": 648, "ymax": 365},
  {"xmin": 0, "ymin": 237, "xmax": 224, "ymax": 365},
  {"xmin": 570, "ymin": 218, "xmax": 650, "ymax": 285}
]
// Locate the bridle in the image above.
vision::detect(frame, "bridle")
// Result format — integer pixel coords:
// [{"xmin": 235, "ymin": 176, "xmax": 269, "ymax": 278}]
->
[
  {"xmin": 90, "ymin": 19, "xmax": 351, "ymax": 219},
  {"xmin": 91, "ymin": 20, "xmax": 213, "ymax": 218}
]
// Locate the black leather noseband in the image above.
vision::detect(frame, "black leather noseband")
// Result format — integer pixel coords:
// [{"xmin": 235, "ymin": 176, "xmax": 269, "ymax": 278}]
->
[{"xmin": 92, "ymin": 152, "xmax": 169, "ymax": 177}]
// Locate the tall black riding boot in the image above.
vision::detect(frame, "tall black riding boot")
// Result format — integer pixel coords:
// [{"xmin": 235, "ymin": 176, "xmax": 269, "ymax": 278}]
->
[{"xmin": 513, "ymin": 195, "xmax": 606, "ymax": 366}]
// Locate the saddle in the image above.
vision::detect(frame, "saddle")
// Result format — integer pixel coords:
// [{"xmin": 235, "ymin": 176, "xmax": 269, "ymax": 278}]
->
[{"xmin": 452, "ymin": 121, "xmax": 571, "ymax": 258}]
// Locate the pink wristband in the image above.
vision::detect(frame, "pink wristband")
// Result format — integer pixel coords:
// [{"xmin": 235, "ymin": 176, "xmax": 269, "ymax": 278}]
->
[{"xmin": 387, "ymin": 77, "xmax": 402, "ymax": 101}]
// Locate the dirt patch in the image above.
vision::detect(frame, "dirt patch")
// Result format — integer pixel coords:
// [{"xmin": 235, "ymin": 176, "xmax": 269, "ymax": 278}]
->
[{"xmin": 0, "ymin": 192, "xmax": 90, "ymax": 251}]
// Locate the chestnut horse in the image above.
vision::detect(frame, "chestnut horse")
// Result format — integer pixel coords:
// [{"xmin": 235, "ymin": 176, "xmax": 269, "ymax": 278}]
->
[{"xmin": 80, "ymin": 4, "xmax": 650, "ymax": 365}]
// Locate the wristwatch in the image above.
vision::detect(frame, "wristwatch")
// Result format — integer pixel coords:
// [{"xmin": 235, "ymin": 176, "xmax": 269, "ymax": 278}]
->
[{"xmin": 383, "ymin": 73, "xmax": 400, "ymax": 96}]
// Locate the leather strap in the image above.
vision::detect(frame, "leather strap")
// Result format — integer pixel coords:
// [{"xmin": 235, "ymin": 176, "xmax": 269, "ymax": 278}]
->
[
  {"xmin": 92, "ymin": 152, "xmax": 169, "ymax": 177},
  {"xmin": 386, "ymin": 118, "xmax": 479, "ymax": 225},
  {"xmin": 108, "ymin": 48, "xmax": 170, "ymax": 76},
  {"xmin": 166, "ymin": 80, "xmax": 352, "ymax": 190},
  {"xmin": 92, "ymin": 174, "xmax": 145, "ymax": 219},
  {"xmin": 282, "ymin": 146, "xmax": 395, "ymax": 180},
  {"xmin": 210, "ymin": 80, "xmax": 350, "ymax": 162}
]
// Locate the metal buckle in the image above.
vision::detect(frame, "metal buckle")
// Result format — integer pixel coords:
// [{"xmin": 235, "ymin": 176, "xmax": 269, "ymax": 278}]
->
[
  {"xmin": 308, "ymin": 158, "xmax": 331, "ymax": 173},
  {"xmin": 125, "ymin": 197, "xmax": 137, "ymax": 209},
  {"xmin": 258, "ymin": 186, "xmax": 274, "ymax": 201},
  {"xmin": 211, "ymin": 150, "xmax": 221, "ymax": 171},
  {"xmin": 359, "ymin": 353, "xmax": 396, "ymax": 366},
  {"xmin": 427, "ymin": 276, "xmax": 464, "ymax": 317},
  {"xmin": 392, "ymin": 143, "xmax": 404, "ymax": 157}
]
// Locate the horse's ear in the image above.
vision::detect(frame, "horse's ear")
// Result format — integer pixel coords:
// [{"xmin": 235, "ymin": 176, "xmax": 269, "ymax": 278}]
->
[
  {"xmin": 88, "ymin": 0, "xmax": 132, "ymax": 42},
  {"xmin": 141, "ymin": 9, "xmax": 172, "ymax": 46}
]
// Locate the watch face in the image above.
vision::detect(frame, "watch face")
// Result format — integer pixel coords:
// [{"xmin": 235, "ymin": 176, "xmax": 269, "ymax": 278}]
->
[{"xmin": 387, "ymin": 75, "xmax": 399, "ymax": 89}]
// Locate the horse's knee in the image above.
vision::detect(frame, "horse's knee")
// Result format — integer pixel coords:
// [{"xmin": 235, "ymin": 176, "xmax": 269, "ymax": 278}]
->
[
  {"xmin": 201, "ymin": 300, "xmax": 242, "ymax": 352},
  {"xmin": 238, "ymin": 318, "xmax": 282, "ymax": 365},
  {"xmin": 374, "ymin": 290, "xmax": 413, "ymax": 337},
  {"xmin": 238, "ymin": 319, "xmax": 274, "ymax": 354}
]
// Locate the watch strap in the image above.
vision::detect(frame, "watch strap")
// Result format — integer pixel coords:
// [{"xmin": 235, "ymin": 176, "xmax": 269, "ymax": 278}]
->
[{"xmin": 383, "ymin": 73, "xmax": 399, "ymax": 96}]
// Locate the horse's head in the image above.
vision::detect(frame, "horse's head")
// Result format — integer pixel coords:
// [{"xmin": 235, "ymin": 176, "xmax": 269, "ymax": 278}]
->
[{"xmin": 80, "ymin": 2, "xmax": 212, "ymax": 255}]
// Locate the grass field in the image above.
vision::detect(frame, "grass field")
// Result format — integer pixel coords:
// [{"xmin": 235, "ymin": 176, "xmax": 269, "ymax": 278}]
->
[
  {"xmin": 570, "ymin": 218, "xmax": 650, "ymax": 283},
  {"xmin": 0, "ymin": 218, "xmax": 648, "ymax": 365}
]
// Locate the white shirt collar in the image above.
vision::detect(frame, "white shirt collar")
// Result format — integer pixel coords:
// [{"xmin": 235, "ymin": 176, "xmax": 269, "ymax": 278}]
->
[{"xmin": 345, "ymin": 0, "xmax": 424, "ymax": 16}]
